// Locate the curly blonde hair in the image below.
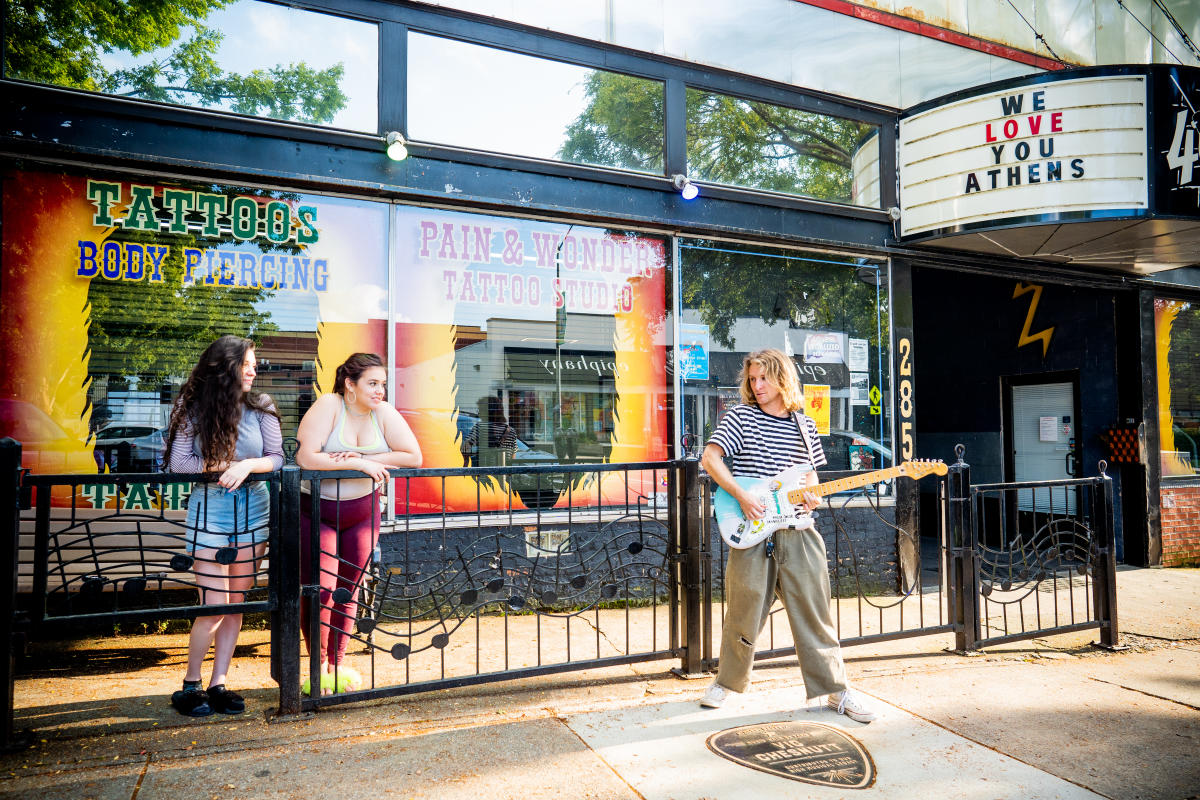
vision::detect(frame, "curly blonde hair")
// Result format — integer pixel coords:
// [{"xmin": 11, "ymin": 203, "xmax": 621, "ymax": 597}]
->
[{"xmin": 738, "ymin": 349, "xmax": 804, "ymax": 412}]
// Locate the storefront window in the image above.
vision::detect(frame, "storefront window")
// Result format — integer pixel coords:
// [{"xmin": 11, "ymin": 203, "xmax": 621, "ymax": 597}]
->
[
  {"xmin": 3, "ymin": 1, "xmax": 377, "ymax": 132},
  {"xmin": 408, "ymin": 32, "xmax": 665, "ymax": 173},
  {"xmin": 1155, "ymin": 298, "xmax": 1200, "ymax": 477},
  {"xmin": 0, "ymin": 167, "xmax": 388, "ymax": 476},
  {"xmin": 684, "ymin": 89, "xmax": 881, "ymax": 207},
  {"xmin": 391, "ymin": 206, "xmax": 671, "ymax": 513},
  {"xmin": 679, "ymin": 241, "xmax": 891, "ymax": 472}
]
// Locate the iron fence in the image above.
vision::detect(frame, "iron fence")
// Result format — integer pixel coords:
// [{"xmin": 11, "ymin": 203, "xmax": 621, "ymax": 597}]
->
[
  {"xmin": 1, "ymin": 438, "xmax": 1120, "ymax": 745},
  {"xmin": 955, "ymin": 453, "xmax": 1119, "ymax": 650},
  {"xmin": 0, "ymin": 437, "xmax": 283, "ymax": 748},
  {"xmin": 17, "ymin": 472, "xmax": 279, "ymax": 629},
  {"xmin": 282, "ymin": 461, "xmax": 685, "ymax": 713},
  {"xmin": 708, "ymin": 469, "xmax": 955, "ymax": 673}
]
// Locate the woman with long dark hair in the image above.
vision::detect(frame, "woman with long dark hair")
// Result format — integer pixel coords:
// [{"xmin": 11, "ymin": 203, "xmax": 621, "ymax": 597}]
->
[
  {"xmin": 166, "ymin": 335, "xmax": 283, "ymax": 716},
  {"xmin": 295, "ymin": 352, "xmax": 420, "ymax": 694}
]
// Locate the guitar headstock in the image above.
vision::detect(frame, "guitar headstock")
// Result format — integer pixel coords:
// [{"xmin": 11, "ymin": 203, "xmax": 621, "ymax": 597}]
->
[{"xmin": 898, "ymin": 459, "xmax": 948, "ymax": 479}]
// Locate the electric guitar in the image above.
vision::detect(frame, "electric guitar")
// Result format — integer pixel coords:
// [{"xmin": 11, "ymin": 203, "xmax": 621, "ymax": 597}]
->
[{"xmin": 713, "ymin": 460, "xmax": 948, "ymax": 549}]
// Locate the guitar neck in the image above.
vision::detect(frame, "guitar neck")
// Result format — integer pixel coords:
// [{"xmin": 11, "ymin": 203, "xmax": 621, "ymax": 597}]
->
[{"xmin": 785, "ymin": 465, "xmax": 906, "ymax": 504}]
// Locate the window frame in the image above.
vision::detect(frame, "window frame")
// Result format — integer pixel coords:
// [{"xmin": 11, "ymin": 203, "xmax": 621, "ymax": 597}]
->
[{"xmin": 0, "ymin": 0, "xmax": 897, "ymax": 221}]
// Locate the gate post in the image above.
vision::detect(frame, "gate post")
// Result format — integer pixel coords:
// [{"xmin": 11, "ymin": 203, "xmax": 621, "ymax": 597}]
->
[
  {"xmin": 271, "ymin": 465, "xmax": 304, "ymax": 718},
  {"xmin": 0, "ymin": 439, "xmax": 29, "ymax": 751},
  {"xmin": 672, "ymin": 458, "xmax": 706, "ymax": 678},
  {"xmin": 947, "ymin": 445, "xmax": 980, "ymax": 653},
  {"xmin": 1091, "ymin": 462, "xmax": 1122, "ymax": 650}
]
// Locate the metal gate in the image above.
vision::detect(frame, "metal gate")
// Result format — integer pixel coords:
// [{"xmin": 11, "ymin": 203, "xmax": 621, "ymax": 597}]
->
[
  {"xmin": 945, "ymin": 445, "xmax": 1119, "ymax": 651},
  {"xmin": 2, "ymin": 439, "xmax": 1119, "ymax": 741}
]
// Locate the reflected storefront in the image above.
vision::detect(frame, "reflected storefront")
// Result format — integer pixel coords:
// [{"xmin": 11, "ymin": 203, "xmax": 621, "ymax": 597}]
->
[
  {"xmin": 389, "ymin": 206, "xmax": 670, "ymax": 513},
  {"xmin": 0, "ymin": 0, "xmax": 900, "ymax": 531},
  {"xmin": 0, "ymin": 167, "xmax": 386, "ymax": 483},
  {"xmin": 0, "ymin": 164, "xmax": 893, "ymax": 516},
  {"xmin": 679, "ymin": 241, "xmax": 892, "ymax": 478}
]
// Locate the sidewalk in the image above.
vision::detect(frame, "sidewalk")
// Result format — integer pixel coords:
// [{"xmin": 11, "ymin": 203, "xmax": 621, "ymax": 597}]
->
[{"xmin": 3, "ymin": 566, "xmax": 1197, "ymax": 800}]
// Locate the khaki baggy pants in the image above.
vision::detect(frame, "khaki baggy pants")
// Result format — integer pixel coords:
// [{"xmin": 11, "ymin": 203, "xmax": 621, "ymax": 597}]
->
[{"xmin": 715, "ymin": 526, "xmax": 847, "ymax": 699}]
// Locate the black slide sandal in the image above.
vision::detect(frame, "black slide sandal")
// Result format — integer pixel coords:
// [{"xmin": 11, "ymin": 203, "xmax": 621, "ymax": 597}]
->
[
  {"xmin": 171, "ymin": 687, "xmax": 213, "ymax": 717},
  {"xmin": 207, "ymin": 685, "xmax": 245, "ymax": 714}
]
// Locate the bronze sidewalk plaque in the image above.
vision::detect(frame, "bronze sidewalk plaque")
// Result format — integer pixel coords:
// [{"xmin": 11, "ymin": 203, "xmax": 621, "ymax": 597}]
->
[{"xmin": 706, "ymin": 720, "xmax": 876, "ymax": 788}]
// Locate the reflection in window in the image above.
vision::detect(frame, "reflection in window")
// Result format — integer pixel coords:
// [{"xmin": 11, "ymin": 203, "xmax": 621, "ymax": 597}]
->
[
  {"xmin": 684, "ymin": 89, "xmax": 880, "ymax": 206},
  {"xmin": 679, "ymin": 241, "xmax": 890, "ymax": 471},
  {"xmin": 1156, "ymin": 299, "xmax": 1200, "ymax": 476},
  {"xmin": 391, "ymin": 205, "xmax": 670, "ymax": 513},
  {"xmin": 409, "ymin": 33, "xmax": 664, "ymax": 172},
  {"xmin": 0, "ymin": 167, "xmax": 388, "ymax": 475},
  {"xmin": 3, "ymin": 0, "xmax": 377, "ymax": 131}
]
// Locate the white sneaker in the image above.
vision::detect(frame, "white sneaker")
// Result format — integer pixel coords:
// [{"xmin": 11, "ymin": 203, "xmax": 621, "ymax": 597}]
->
[
  {"xmin": 699, "ymin": 681, "xmax": 731, "ymax": 709},
  {"xmin": 827, "ymin": 689, "xmax": 876, "ymax": 723}
]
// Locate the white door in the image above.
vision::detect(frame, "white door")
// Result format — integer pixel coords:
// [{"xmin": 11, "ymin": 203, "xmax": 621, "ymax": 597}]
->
[{"xmin": 1011, "ymin": 382, "xmax": 1076, "ymax": 513}]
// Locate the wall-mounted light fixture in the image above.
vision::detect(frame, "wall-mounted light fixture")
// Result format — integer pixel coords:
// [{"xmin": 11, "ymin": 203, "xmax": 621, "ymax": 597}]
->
[
  {"xmin": 672, "ymin": 174, "xmax": 699, "ymax": 201},
  {"xmin": 385, "ymin": 131, "xmax": 408, "ymax": 161},
  {"xmin": 855, "ymin": 266, "xmax": 882, "ymax": 287}
]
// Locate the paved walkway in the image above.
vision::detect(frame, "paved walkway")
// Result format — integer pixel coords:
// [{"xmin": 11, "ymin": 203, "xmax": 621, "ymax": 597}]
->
[{"xmin": 3, "ymin": 566, "xmax": 1198, "ymax": 799}]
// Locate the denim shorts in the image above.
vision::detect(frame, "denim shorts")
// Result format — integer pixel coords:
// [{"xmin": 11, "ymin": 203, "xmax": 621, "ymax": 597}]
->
[{"xmin": 184, "ymin": 482, "xmax": 271, "ymax": 553}]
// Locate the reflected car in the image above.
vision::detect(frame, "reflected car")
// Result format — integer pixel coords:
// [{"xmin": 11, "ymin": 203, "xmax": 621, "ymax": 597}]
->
[
  {"xmin": 455, "ymin": 411, "xmax": 566, "ymax": 509},
  {"xmin": 820, "ymin": 430, "xmax": 894, "ymax": 495},
  {"xmin": 402, "ymin": 409, "xmax": 567, "ymax": 510},
  {"xmin": 94, "ymin": 424, "xmax": 166, "ymax": 472},
  {"xmin": 0, "ymin": 398, "xmax": 94, "ymax": 473}
]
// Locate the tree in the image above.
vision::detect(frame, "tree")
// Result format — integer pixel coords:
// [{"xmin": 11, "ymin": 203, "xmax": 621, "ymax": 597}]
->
[
  {"xmin": 683, "ymin": 90, "xmax": 871, "ymax": 202},
  {"xmin": 3, "ymin": 0, "xmax": 347, "ymax": 124},
  {"xmin": 560, "ymin": 73, "xmax": 664, "ymax": 173},
  {"xmin": 560, "ymin": 73, "xmax": 876, "ymax": 203},
  {"xmin": 681, "ymin": 241, "xmax": 886, "ymax": 352}
]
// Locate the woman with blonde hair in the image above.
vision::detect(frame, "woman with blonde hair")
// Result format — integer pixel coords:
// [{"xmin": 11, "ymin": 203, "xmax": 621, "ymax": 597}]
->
[{"xmin": 698, "ymin": 348, "xmax": 875, "ymax": 723}]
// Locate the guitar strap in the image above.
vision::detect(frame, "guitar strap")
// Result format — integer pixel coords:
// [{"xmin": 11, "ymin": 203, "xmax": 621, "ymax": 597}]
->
[
  {"xmin": 790, "ymin": 411, "xmax": 812, "ymax": 466},
  {"xmin": 792, "ymin": 411, "xmax": 822, "ymax": 533}
]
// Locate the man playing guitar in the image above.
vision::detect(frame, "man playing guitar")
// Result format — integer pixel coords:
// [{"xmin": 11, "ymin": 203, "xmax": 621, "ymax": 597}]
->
[{"xmin": 699, "ymin": 348, "xmax": 875, "ymax": 723}]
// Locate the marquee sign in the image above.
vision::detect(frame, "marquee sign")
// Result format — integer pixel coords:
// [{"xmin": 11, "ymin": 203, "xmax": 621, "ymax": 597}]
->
[{"xmin": 899, "ymin": 74, "xmax": 1149, "ymax": 238}]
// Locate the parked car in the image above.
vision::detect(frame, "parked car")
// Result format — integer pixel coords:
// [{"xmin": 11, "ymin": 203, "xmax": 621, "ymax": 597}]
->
[
  {"xmin": 820, "ymin": 430, "xmax": 894, "ymax": 495},
  {"xmin": 456, "ymin": 411, "xmax": 566, "ymax": 509},
  {"xmin": 402, "ymin": 409, "xmax": 567, "ymax": 509},
  {"xmin": 93, "ymin": 424, "xmax": 165, "ymax": 472},
  {"xmin": 0, "ymin": 398, "xmax": 94, "ymax": 473}
]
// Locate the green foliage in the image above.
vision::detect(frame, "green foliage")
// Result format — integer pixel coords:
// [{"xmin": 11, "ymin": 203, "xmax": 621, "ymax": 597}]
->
[
  {"xmin": 559, "ymin": 72, "xmax": 665, "ymax": 172},
  {"xmin": 681, "ymin": 241, "xmax": 887, "ymax": 351},
  {"xmin": 558, "ymin": 72, "xmax": 876, "ymax": 203},
  {"xmin": 685, "ymin": 89, "xmax": 873, "ymax": 203},
  {"xmin": 4, "ymin": 0, "xmax": 347, "ymax": 124}
]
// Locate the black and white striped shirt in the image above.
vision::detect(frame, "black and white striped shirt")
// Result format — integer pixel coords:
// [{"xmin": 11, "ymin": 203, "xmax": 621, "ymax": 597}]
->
[{"xmin": 707, "ymin": 405, "xmax": 827, "ymax": 479}]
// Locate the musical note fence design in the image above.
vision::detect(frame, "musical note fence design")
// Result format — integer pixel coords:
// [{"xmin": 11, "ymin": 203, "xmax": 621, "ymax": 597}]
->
[{"xmin": 0, "ymin": 439, "xmax": 1119, "ymax": 740}]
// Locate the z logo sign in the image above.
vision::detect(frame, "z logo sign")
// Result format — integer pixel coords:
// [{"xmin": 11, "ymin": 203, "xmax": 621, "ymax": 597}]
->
[{"xmin": 1013, "ymin": 282, "xmax": 1054, "ymax": 358}]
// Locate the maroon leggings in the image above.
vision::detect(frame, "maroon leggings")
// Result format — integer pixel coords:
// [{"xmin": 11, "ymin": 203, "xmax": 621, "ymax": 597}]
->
[{"xmin": 299, "ymin": 492, "xmax": 380, "ymax": 666}]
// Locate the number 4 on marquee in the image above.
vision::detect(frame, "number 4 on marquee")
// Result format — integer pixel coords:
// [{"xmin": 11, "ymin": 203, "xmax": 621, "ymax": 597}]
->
[{"xmin": 1168, "ymin": 109, "xmax": 1199, "ymax": 187}]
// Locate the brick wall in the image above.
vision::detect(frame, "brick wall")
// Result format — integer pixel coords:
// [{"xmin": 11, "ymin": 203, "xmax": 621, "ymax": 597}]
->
[
  {"xmin": 1161, "ymin": 483, "xmax": 1200, "ymax": 567},
  {"xmin": 377, "ymin": 516, "xmax": 675, "ymax": 613},
  {"xmin": 376, "ymin": 500, "xmax": 901, "ymax": 611}
]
